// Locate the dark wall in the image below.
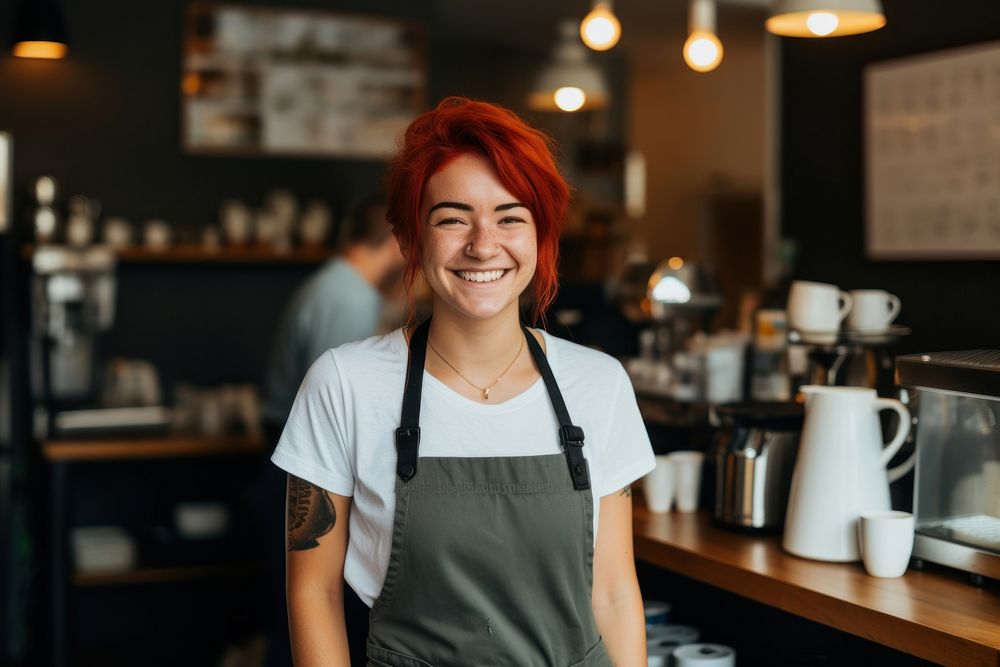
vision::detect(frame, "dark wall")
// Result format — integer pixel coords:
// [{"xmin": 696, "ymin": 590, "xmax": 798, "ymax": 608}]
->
[{"xmin": 781, "ymin": 0, "xmax": 1000, "ymax": 354}]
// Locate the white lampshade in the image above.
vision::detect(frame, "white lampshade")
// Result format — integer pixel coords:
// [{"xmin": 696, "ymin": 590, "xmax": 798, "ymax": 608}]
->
[
  {"xmin": 766, "ymin": 0, "xmax": 886, "ymax": 37},
  {"xmin": 529, "ymin": 21, "xmax": 609, "ymax": 112}
]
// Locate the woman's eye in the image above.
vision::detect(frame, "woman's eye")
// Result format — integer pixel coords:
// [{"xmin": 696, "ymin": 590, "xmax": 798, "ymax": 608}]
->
[
  {"xmin": 500, "ymin": 217, "xmax": 526, "ymax": 225},
  {"xmin": 436, "ymin": 218, "xmax": 465, "ymax": 226}
]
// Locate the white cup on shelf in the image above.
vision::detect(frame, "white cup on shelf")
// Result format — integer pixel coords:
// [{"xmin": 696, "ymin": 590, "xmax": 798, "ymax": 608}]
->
[
  {"xmin": 644, "ymin": 456, "xmax": 675, "ymax": 513},
  {"xmin": 787, "ymin": 280, "xmax": 852, "ymax": 336},
  {"xmin": 668, "ymin": 451, "xmax": 705, "ymax": 513},
  {"xmin": 673, "ymin": 643, "xmax": 736, "ymax": 667},
  {"xmin": 847, "ymin": 289, "xmax": 901, "ymax": 332}
]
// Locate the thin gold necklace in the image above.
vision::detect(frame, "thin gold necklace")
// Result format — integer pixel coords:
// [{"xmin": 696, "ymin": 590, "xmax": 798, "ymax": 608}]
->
[{"xmin": 426, "ymin": 334, "xmax": 525, "ymax": 400}]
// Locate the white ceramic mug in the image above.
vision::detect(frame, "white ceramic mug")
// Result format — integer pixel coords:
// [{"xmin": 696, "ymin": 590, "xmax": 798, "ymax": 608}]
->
[
  {"xmin": 668, "ymin": 451, "xmax": 704, "ymax": 513},
  {"xmin": 787, "ymin": 280, "xmax": 853, "ymax": 335},
  {"xmin": 848, "ymin": 289, "xmax": 901, "ymax": 332},
  {"xmin": 857, "ymin": 510, "xmax": 914, "ymax": 578},
  {"xmin": 644, "ymin": 456, "xmax": 675, "ymax": 513}
]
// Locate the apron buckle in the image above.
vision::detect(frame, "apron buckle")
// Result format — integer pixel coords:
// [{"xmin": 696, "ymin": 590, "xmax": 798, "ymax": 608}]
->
[
  {"xmin": 560, "ymin": 424, "xmax": 585, "ymax": 447},
  {"xmin": 560, "ymin": 425, "xmax": 591, "ymax": 490},
  {"xmin": 395, "ymin": 427, "xmax": 420, "ymax": 481}
]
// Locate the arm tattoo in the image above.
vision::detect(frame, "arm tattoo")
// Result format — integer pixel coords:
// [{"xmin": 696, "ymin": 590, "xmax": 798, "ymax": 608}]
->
[
  {"xmin": 619, "ymin": 484, "xmax": 632, "ymax": 497},
  {"xmin": 287, "ymin": 474, "xmax": 336, "ymax": 551}
]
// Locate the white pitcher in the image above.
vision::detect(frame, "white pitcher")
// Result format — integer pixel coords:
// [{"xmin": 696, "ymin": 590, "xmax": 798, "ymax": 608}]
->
[{"xmin": 783, "ymin": 386, "xmax": 912, "ymax": 562}]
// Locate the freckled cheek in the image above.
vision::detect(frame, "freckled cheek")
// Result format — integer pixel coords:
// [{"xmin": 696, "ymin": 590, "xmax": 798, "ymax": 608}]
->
[
  {"xmin": 515, "ymin": 239, "xmax": 538, "ymax": 273},
  {"xmin": 420, "ymin": 238, "xmax": 464, "ymax": 275}
]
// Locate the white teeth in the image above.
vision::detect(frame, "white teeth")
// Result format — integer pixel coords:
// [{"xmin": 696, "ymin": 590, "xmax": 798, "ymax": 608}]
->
[{"xmin": 458, "ymin": 270, "xmax": 505, "ymax": 283}]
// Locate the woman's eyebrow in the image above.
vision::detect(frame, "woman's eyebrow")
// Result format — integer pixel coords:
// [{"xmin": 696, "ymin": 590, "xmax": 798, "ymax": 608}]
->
[
  {"xmin": 428, "ymin": 201, "xmax": 472, "ymax": 213},
  {"xmin": 427, "ymin": 201, "xmax": 527, "ymax": 213}
]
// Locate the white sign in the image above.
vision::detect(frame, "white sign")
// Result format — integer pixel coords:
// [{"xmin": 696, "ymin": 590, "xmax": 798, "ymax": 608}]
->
[{"xmin": 865, "ymin": 41, "xmax": 1000, "ymax": 259}]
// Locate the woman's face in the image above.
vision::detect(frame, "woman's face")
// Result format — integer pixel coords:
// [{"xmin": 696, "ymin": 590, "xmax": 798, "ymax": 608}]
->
[{"xmin": 418, "ymin": 152, "xmax": 537, "ymax": 323}]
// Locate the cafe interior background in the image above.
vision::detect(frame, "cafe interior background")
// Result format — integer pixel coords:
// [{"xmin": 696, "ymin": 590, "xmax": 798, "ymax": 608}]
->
[{"xmin": 1, "ymin": 0, "xmax": 999, "ymax": 665}]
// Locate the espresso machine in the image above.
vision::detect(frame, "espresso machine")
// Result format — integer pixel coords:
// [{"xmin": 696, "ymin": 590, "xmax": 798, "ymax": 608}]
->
[
  {"xmin": 30, "ymin": 245, "xmax": 170, "ymax": 437},
  {"xmin": 897, "ymin": 351, "xmax": 1000, "ymax": 583},
  {"xmin": 30, "ymin": 245, "xmax": 115, "ymax": 430}
]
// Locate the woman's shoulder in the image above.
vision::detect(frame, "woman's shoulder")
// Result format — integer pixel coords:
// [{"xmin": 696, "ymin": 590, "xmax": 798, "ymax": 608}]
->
[
  {"xmin": 537, "ymin": 329, "xmax": 627, "ymax": 380},
  {"xmin": 305, "ymin": 329, "xmax": 407, "ymax": 389},
  {"xmin": 333, "ymin": 327, "xmax": 406, "ymax": 357}
]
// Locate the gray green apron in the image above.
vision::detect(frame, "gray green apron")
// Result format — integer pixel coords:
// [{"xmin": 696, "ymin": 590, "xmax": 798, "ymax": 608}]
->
[{"xmin": 365, "ymin": 318, "xmax": 613, "ymax": 667}]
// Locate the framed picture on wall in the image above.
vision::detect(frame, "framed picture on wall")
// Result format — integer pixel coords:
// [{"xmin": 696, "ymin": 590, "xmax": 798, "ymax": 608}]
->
[
  {"xmin": 864, "ymin": 40, "xmax": 1000, "ymax": 259},
  {"xmin": 181, "ymin": 4, "xmax": 427, "ymax": 159}
]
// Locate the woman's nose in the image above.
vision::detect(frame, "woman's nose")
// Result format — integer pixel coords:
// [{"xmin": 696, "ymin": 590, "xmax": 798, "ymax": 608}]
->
[{"xmin": 465, "ymin": 223, "xmax": 499, "ymax": 259}]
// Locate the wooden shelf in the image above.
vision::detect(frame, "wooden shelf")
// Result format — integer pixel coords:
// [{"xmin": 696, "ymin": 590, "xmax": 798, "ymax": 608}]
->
[
  {"xmin": 113, "ymin": 244, "xmax": 335, "ymax": 264},
  {"xmin": 42, "ymin": 433, "xmax": 264, "ymax": 462},
  {"xmin": 22, "ymin": 243, "xmax": 336, "ymax": 264},
  {"xmin": 72, "ymin": 562, "xmax": 261, "ymax": 587},
  {"xmin": 633, "ymin": 507, "xmax": 1000, "ymax": 667}
]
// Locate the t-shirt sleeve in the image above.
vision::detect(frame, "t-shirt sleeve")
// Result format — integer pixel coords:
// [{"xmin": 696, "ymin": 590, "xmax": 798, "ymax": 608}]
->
[
  {"xmin": 270, "ymin": 349, "xmax": 356, "ymax": 496},
  {"xmin": 596, "ymin": 364, "xmax": 656, "ymax": 498}
]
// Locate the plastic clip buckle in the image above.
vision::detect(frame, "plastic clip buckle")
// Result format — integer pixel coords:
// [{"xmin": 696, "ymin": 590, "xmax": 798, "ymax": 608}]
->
[
  {"xmin": 560, "ymin": 424, "xmax": 585, "ymax": 447},
  {"xmin": 395, "ymin": 427, "xmax": 420, "ymax": 481}
]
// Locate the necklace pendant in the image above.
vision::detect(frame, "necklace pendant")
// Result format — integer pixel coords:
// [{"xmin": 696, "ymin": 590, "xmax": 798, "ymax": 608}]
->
[{"xmin": 482, "ymin": 387, "xmax": 490, "ymax": 400}]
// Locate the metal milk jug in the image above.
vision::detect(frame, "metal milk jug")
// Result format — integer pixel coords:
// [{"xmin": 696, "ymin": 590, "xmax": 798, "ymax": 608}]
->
[{"xmin": 783, "ymin": 385, "xmax": 912, "ymax": 561}]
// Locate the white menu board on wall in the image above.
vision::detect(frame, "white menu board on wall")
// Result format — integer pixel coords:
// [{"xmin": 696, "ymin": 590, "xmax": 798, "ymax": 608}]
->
[
  {"xmin": 182, "ymin": 4, "xmax": 426, "ymax": 159},
  {"xmin": 865, "ymin": 41, "xmax": 1000, "ymax": 259}
]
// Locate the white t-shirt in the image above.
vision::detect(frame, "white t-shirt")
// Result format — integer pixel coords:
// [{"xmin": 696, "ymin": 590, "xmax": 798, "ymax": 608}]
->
[{"xmin": 271, "ymin": 327, "xmax": 656, "ymax": 607}]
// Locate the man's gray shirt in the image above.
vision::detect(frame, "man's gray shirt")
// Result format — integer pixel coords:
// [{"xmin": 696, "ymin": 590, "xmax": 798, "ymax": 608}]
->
[{"xmin": 263, "ymin": 257, "xmax": 382, "ymax": 425}]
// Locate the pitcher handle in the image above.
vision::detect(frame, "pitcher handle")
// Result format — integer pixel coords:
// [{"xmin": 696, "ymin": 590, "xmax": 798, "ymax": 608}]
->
[
  {"xmin": 874, "ymin": 398, "xmax": 911, "ymax": 470},
  {"xmin": 887, "ymin": 449, "xmax": 916, "ymax": 483}
]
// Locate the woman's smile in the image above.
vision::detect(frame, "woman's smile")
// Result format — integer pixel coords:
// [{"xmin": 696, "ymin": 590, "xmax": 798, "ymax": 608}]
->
[{"xmin": 453, "ymin": 268, "xmax": 509, "ymax": 284}]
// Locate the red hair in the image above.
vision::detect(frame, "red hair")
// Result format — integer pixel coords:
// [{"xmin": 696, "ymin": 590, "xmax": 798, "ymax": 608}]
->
[{"xmin": 385, "ymin": 97, "xmax": 571, "ymax": 325}]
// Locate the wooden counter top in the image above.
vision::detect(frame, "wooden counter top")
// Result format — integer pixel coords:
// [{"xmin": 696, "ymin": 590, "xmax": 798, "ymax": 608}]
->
[
  {"xmin": 42, "ymin": 434, "xmax": 264, "ymax": 462},
  {"xmin": 633, "ymin": 507, "xmax": 1000, "ymax": 667}
]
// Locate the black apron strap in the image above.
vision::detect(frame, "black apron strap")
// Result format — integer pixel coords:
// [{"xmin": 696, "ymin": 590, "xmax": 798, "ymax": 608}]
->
[
  {"xmin": 396, "ymin": 318, "xmax": 430, "ymax": 482},
  {"xmin": 522, "ymin": 326, "xmax": 591, "ymax": 491}
]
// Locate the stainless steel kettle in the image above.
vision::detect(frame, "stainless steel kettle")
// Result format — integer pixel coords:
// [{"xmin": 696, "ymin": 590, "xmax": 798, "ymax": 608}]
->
[{"xmin": 713, "ymin": 402, "xmax": 804, "ymax": 532}]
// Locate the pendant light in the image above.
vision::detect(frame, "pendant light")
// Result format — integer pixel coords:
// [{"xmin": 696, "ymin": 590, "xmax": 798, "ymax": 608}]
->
[
  {"xmin": 766, "ymin": 0, "xmax": 886, "ymax": 37},
  {"xmin": 12, "ymin": 0, "xmax": 69, "ymax": 59},
  {"xmin": 580, "ymin": 1, "xmax": 622, "ymax": 52},
  {"xmin": 529, "ymin": 21, "xmax": 609, "ymax": 113},
  {"xmin": 683, "ymin": 0, "xmax": 723, "ymax": 73}
]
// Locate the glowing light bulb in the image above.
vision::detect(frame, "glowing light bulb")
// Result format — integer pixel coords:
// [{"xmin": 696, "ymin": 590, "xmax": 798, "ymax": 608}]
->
[
  {"xmin": 580, "ymin": 2, "xmax": 621, "ymax": 51},
  {"xmin": 554, "ymin": 87, "xmax": 586, "ymax": 112},
  {"xmin": 683, "ymin": 31, "xmax": 723, "ymax": 73},
  {"xmin": 806, "ymin": 12, "xmax": 839, "ymax": 36}
]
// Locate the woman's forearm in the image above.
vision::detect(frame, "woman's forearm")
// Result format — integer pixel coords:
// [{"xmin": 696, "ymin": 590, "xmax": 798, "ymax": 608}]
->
[
  {"xmin": 287, "ymin": 589, "xmax": 351, "ymax": 667},
  {"xmin": 593, "ymin": 584, "xmax": 647, "ymax": 666}
]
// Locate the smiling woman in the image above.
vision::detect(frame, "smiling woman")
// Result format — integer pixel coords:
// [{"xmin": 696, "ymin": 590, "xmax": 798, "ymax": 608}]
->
[
  {"xmin": 271, "ymin": 97, "xmax": 655, "ymax": 666},
  {"xmin": 386, "ymin": 96, "xmax": 569, "ymax": 325}
]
